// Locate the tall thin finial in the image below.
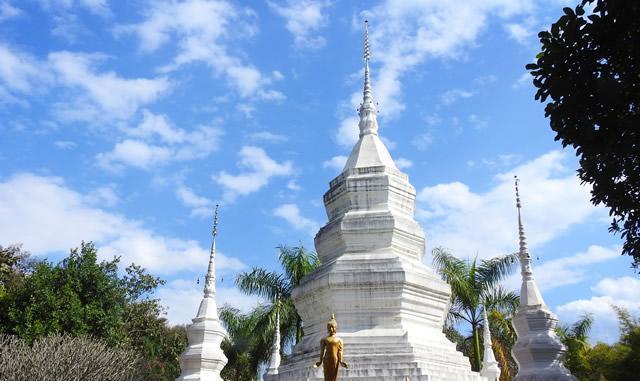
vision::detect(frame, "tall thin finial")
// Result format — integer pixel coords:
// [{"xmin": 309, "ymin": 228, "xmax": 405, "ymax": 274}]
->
[
  {"xmin": 514, "ymin": 176, "xmax": 528, "ymax": 259},
  {"xmin": 364, "ymin": 20, "xmax": 370, "ymax": 61},
  {"xmin": 358, "ymin": 20, "xmax": 379, "ymax": 137},
  {"xmin": 204, "ymin": 204, "xmax": 220, "ymax": 298},
  {"xmin": 213, "ymin": 203, "xmax": 219, "ymax": 238}
]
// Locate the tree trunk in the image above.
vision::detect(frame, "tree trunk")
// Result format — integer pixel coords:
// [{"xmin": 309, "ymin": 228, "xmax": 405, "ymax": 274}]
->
[
  {"xmin": 296, "ymin": 318, "xmax": 302, "ymax": 344},
  {"xmin": 473, "ymin": 324, "xmax": 482, "ymax": 371}
]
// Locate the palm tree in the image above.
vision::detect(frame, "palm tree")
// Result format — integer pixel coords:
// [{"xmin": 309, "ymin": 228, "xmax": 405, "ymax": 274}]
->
[
  {"xmin": 219, "ymin": 305, "xmax": 272, "ymax": 381},
  {"xmin": 486, "ymin": 305, "xmax": 518, "ymax": 381},
  {"xmin": 235, "ymin": 245, "xmax": 320, "ymax": 354},
  {"xmin": 432, "ymin": 247, "xmax": 519, "ymax": 372},
  {"xmin": 557, "ymin": 314, "xmax": 593, "ymax": 379}
]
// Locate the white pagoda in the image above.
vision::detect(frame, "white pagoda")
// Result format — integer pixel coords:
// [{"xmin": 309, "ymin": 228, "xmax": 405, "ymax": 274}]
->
[
  {"xmin": 265, "ymin": 22, "xmax": 485, "ymax": 381},
  {"xmin": 176, "ymin": 205, "xmax": 228, "ymax": 381},
  {"xmin": 511, "ymin": 178, "xmax": 576, "ymax": 381},
  {"xmin": 480, "ymin": 307, "xmax": 501, "ymax": 381}
]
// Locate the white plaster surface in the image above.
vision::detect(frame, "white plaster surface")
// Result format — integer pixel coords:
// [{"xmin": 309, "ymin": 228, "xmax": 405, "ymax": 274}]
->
[{"xmin": 265, "ymin": 146, "xmax": 485, "ymax": 381}]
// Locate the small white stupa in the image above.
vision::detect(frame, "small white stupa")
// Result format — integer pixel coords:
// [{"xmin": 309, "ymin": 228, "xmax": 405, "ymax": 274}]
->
[
  {"xmin": 480, "ymin": 307, "xmax": 501, "ymax": 381},
  {"xmin": 265, "ymin": 311, "xmax": 281, "ymax": 376},
  {"xmin": 176, "ymin": 205, "xmax": 228, "ymax": 381},
  {"xmin": 511, "ymin": 177, "xmax": 576, "ymax": 381}
]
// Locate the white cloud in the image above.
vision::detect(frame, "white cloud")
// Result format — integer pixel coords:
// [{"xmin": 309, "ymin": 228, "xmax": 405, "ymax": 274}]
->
[
  {"xmin": 118, "ymin": 0, "xmax": 283, "ymax": 100},
  {"xmin": 395, "ymin": 157, "xmax": 413, "ymax": 169},
  {"xmin": 158, "ymin": 279, "xmax": 259, "ymax": 324},
  {"xmin": 322, "ymin": 155, "xmax": 348, "ymax": 171},
  {"xmin": 0, "ymin": 44, "xmax": 49, "ymax": 95},
  {"xmin": 97, "ymin": 110, "xmax": 223, "ymax": 171},
  {"xmin": 0, "ymin": 2, "xmax": 21, "ymax": 22},
  {"xmin": 286, "ymin": 179, "xmax": 302, "ymax": 191},
  {"xmin": 411, "ymin": 131, "xmax": 434, "ymax": 152},
  {"xmin": 273, "ymin": 203, "xmax": 319, "ymax": 237},
  {"xmin": 441, "ymin": 88, "xmax": 476, "ymax": 105},
  {"xmin": 38, "ymin": 0, "xmax": 110, "ymax": 16},
  {"xmin": 97, "ymin": 140, "xmax": 172, "ymax": 170},
  {"xmin": 513, "ymin": 72, "xmax": 532, "ymax": 89},
  {"xmin": 176, "ymin": 186, "xmax": 215, "ymax": 218},
  {"xmin": 268, "ymin": 0, "xmax": 330, "ymax": 49},
  {"xmin": 0, "ymin": 173, "xmax": 246, "ymax": 275},
  {"xmin": 48, "ymin": 52, "xmax": 171, "ymax": 122},
  {"xmin": 36, "ymin": 1, "xmax": 111, "ymax": 43},
  {"xmin": 214, "ymin": 146, "xmax": 293, "ymax": 201},
  {"xmin": 504, "ymin": 17, "xmax": 536, "ymax": 45},
  {"xmin": 85, "ymin": 185, "xmax": 119, "ymax": 207},
  {"xmin": 474, "ymin": 74, "xmax": 497, "ymax": 86},
  {"xmin": 248, "ymin": 131, "xmax": 288, "ymax": 143},
  {"xmin": 557, "ymin": 276, "xmax": 640, "ymax": 344},
  {"xmin": 473, "ymin": 154, "xmax": 522, "ymax": 169},
  {"xmin": 54, "ymin": 140, "xmax": 77, "ymax": 149},
  {"xmin": 504, "ymin": 245, "xmax": 620, "ymax": 292},
  {"xmin": 418, "ymin": 151, "xmax": 604, "ymax": 259},
  {"xmin": 468, "ymin": 114, "xmax": 488, "ymax": 130},
  {"xmin": 335, "ymin": 116, "xmax": 359, "ymax": 148}
]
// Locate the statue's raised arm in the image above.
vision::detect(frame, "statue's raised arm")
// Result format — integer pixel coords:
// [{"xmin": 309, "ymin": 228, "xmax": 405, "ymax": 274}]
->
[{"xmin": 313, "ymin": 314, "xmax": 348, "ymax": 381}]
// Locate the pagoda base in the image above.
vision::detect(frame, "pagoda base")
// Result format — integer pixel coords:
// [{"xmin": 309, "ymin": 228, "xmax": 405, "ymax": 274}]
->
[
  {"xmin": 265, "ymin": 253, "xmax": 486, "ymax": 381},
  {"xmin": 265, "ymin": 329, "xmax": 486, "ymax": 381}
]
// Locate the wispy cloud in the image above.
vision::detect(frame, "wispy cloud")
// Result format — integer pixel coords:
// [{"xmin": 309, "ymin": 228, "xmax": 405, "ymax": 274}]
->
[
  {"xmin": 0, "ymin": 173, "xmax": 245, "ymax": 275},
  {"xmin": 176, "ymin": 186, "xmax": 215, "ymax": 218},
  {"xmin": 557, "ymin": 276, "xmax": 640, "ymax": 344},
  {"xmin": 273, "ymin": 203, "xmax": 319, "ymax": 237},
  {"xmin": 214, "ymin": 146, "xmax": 293, "ymax": 201},
  {"xmin": 418, "ymin": 150, "xmax": 604, "ymax": 259},
  {"xmin": 441, "ymin": 88, "xmax": 477, "ymax": 105},
  {"xmin": 0, "ymin": 1, "xmax": 21, "ymax": 22},
  {"xmin": 48, "ymin": 52, "xmax": 171, "ymax": 122},
  {"xmin": 118, "ymin": 0, "xmax": 283, "ymax": 101},
  {"xmin": 268, "ymin": 0, "xmax": 331, "ymax": 49},
  {"xmin": 97, "ymin": 110, "xmax": 223, "ymax": 171},
  {"xmin": 322, "ymin": 155, "xmax": 347, "ymax": 171}
]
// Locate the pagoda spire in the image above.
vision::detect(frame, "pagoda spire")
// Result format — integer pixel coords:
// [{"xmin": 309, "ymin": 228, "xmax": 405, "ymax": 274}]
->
[
  {"xmin": 358, "ymin": 20, "xmax": 379, "ymax": 137},
  {"xmin": 511, "ymin": 177, "xmax": 576, "ymax": 381},
  {"xmin": 203, "ymin": 205, "xmax": 219, "ymax": 299},
  {"xmin": 514, "ymin": 176, "xmax": 544, "ymax": 306},
  {"xmin": 176, "ymin": 205, "xmax": 228, "ymax": 381},
  {"xmin": 480, "ymin": 307, "xmax": 501, "ymax": 381}
]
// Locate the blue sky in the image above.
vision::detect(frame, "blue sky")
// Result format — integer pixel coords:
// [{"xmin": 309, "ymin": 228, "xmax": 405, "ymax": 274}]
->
[{"xmin": 0, "ymin": 0, "xmax": 637, "ymax": 344}]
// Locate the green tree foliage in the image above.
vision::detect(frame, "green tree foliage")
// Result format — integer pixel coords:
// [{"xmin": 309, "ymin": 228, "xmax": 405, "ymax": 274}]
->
[
  {"xmin": 232, "ymin": 245, "xmax": 320, "ymax": 375},
  {"xmin": 557, "ymin": 314, "xmax": 594, "ymax": 379},
  {"xmin": 0, "ymin": 334, "xmax": 143, "ymax": 381},
  {"xmin": 0, "ymin": 244, "xmax": 32, "ymax": 300},
  {"xmin": 0, "ymin": 242, "xmax": 187, "ymax": 381},
  {"xmin": 432, "ymin": 247, "xmax": 519, "ymax": 372},
  {"xmin": 526, "ymin": 0, "xmax": 640, "ymax": 268},
  {"xmin": 560, "ymin": 307, "xmax": 640, "ymax": 381},
  {"xmin": 219, "ymin": 305, "xmax": 274, "ymax": 381}
]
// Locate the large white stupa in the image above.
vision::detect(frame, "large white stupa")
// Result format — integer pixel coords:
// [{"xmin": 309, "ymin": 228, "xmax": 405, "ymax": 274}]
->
[{"xmin": 265, "ymin": 22, "xmax": 485, "ymax": 381}]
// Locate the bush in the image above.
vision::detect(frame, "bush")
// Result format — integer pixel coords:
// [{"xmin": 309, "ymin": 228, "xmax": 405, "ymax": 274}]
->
[{"xmin": 0, "ymin": 334, "xmax": 143, "ymax": 381}]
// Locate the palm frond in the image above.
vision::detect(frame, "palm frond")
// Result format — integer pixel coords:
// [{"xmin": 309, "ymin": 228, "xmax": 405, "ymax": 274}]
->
[
  {"xmin": 478, "ymin": 252, "xmax": 519, "ymax": 288},
  {"xmin": 432, "ymin": 247, "xmax": 467, "ymax": 282},
  {"xmin": 235, "ymin": 267, "xmax": 287, "ymax": 301},
  {"xmin": 571, "ymin": 313, "xmax": 593, "ymax": 341},
  {"xmin": 277, "ymin": 245, "xmax": 320, "ymax": 287},
  {"xmin": 483, "ymin": 286, "xmax": 520, "ymax": 316}
]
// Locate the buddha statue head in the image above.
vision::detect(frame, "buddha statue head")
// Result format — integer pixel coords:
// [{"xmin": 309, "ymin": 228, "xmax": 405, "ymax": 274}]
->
[{"xmin": 327, "ymin": 313, "xmax": 337, "ymax": 335}]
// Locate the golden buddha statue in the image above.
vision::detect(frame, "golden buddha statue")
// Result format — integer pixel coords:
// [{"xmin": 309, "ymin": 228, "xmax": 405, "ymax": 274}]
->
[{"xmin": 314, "ymin": 314, "xmax": 348, "ymax": 381}]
